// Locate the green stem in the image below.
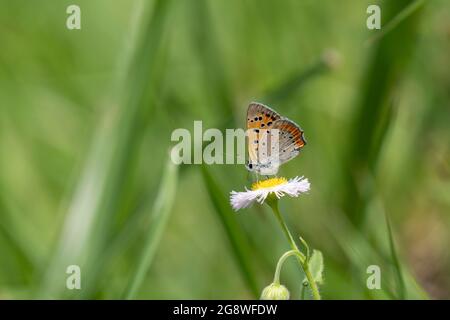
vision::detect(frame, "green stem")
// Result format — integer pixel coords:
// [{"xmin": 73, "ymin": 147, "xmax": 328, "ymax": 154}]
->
[
  {"xmin": 303, "ymin": 266, "xmax": 320, "ymax": 300},
  {"xmin": 267, "ymin": 198, "xmax": 321, "ymax": 300},
  {"xmin": 300, "ymin": 282, "xmax": 308, "ymax": 300},
  {"xmin": 269, "ymin": 200, "xmax": 301, "ymax": 254},
  {"xmin": 273, "ymin": 250, "xmax": 305, "ymax": 284}
]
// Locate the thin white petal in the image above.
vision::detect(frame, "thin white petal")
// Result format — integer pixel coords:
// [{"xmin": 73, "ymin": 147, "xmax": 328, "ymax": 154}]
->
[
  {"xmin": 230, "ymin": 189, "xmax": 259, "ymax": 211},
  {"xmin": 230, "ymin": 176, "xmax": 310, "ymax": 211}
]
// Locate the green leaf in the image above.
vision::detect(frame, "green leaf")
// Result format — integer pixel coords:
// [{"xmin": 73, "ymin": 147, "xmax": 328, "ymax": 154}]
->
[{"xmin": 304, "ymin": 250, "xmax": 324, "ymax": 285}]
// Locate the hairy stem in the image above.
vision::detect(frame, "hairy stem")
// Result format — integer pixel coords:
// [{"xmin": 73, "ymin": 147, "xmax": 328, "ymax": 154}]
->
[
  {"xmin": 273, "ymin": 250, "xmax": 305, "ymax": 284},
  {"xmin": 267, "ymin": 198, "xmax": 321, "ymax": 300}
]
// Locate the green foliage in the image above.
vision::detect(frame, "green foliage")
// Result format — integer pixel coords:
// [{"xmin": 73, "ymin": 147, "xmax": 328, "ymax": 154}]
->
[
  {"xmin": 0, "ymin": 0, "xmax": 449, "ymax": 299},
  {"xmin": 124, "ymin": 160, "xmax": 179, "ymax": 299},
  {"xmin": 200, "ymin": 165, "xmax": 260, "ymax": 297},
  {"xmin": 305, "ymin": 250, "xmax": 324, "ymax": 286}
]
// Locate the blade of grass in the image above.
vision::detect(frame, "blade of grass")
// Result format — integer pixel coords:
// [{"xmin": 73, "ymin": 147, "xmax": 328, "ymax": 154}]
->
[
  {"xmin": 187, "ymin": 0, "xmax": 234, "ymax": 119},
  {"xmin": 0, "ymin": 190, "xmax": 36, "ymax": 274},
  {"xmin": 264, "ymin": 49, "xmax": 340, "ymax": 106},
  {"xmin": 325, "ymin": 212, "xmax": 398, "ymax": 299},
  {"xmin": 341, "ymin": 0, "xmax": 424, "ymax": 226},
  {"xmin": 186, "ymin": 0, "xmax": 263, "ymax": 298},
  {"xmin": 366, "ymin": 0, "xmax": 426, "ymax": 46},
  {"xmin": 336, "ymin": 0, "xmax": 427, "ymax": 298},
  {"xmin": 201, "ymin": 49, "xmax": 341, "ymax": 133},
  {"xmin": 39, "ymin": 0, "xmax": 172, "ymax": 298},
  {"xmin": 123, "ymin": 160, "xmax": 179, "ymax": 299},
  {"xmin": 200, "ymin": 165, "xmax": 260, "ymax": 297},
  {"xmin": 326, "ymin": 200, "xmax": 429, "ymax": 299},
  {"xmin": 384, "ymin": 209, "xmax": 406, "ymax": 299},
  {"xmin": 374, "ymin": 196, "xmax": 428, "ymax": 299}
]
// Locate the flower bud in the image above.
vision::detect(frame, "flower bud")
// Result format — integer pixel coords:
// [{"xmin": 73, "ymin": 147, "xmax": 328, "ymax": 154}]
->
[{"xmin": 260, "ymin": 283, "xmax": 290, "ymax": 300}]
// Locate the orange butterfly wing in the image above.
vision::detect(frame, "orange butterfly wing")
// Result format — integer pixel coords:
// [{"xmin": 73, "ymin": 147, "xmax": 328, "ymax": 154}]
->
[{"xmin": 246, "ymin": 103, "xmax": 281, "ymax": 166}]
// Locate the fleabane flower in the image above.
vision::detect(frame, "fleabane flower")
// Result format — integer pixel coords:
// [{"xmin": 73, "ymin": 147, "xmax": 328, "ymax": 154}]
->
[
  {"xmin": 260, "ymin": 282, "xmax": 290, "ymax": 300},
  {"xmin": 230, "ymin": 176, "xmax": 310, "ymax": 211}
]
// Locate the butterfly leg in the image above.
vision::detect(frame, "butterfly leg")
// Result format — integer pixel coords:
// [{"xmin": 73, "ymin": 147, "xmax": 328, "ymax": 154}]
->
[{"xmin": 246, "ymin": 171, "xmax": 252, "ymax": 184}]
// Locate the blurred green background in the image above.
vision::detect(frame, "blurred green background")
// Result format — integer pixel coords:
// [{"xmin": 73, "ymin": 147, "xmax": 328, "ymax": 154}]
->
[{"xmin": 0, "ymin": 0, "xmax": 449, "ymax": 299}]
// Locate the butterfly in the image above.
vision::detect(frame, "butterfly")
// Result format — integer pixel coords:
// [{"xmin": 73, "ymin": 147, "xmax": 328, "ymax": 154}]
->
[{"xmin": 245, "ymin": 102, "xmax": 306, "ymax": 176}]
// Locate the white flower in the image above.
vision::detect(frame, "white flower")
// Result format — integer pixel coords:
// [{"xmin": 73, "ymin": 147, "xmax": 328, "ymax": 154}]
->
[{"xmin": 230, "ymin": 176, "xmax": 310, "ymax": 211}]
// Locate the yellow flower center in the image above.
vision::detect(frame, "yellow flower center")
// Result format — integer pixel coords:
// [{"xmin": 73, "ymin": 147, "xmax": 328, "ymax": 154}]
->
[{"xmin": 251, "ymin": 177, "xmax": 288, "ymax": 190}]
